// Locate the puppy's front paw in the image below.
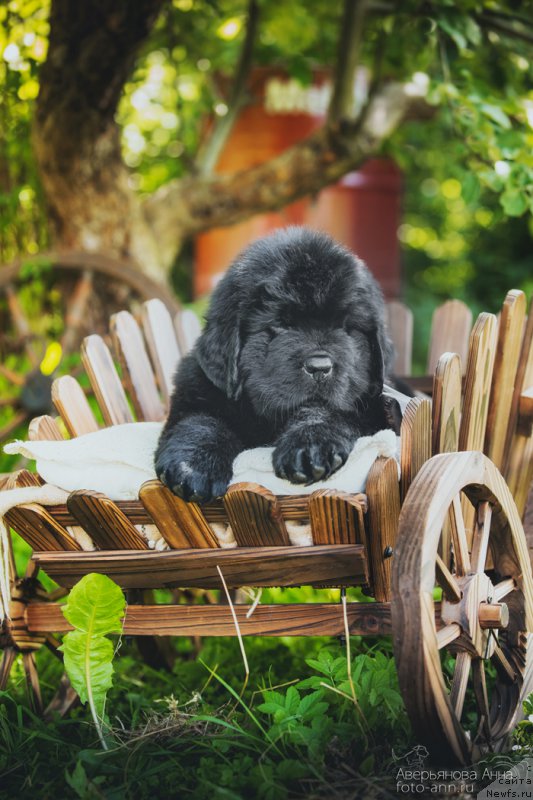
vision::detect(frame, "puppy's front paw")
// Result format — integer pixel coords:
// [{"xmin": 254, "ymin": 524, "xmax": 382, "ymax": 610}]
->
[
  {"xmin": 272, "ymin": 430, "xmax": 350, "ymax": 485},
  {"xmin": 155, "ymin": 447, "xmax": 231, "ymax": 504}
]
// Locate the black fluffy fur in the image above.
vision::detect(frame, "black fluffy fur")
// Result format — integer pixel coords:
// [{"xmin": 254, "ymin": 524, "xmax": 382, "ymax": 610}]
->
[{"xmin": 155, "ymin": 227, "xmax": 400, "ymax": 503}]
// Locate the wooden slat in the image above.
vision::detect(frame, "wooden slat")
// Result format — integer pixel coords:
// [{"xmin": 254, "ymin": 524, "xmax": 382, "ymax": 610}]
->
[
  {"xmin": 432, "ymin": 353, "xmax": 462, "ymax": 456},
  {"xmin": 51, "ymin": 375, "xmax": 99, "ymax": 437},
  {"xmin": 28, "ymin": 415, "xmax": 64, "ymax": 442},
  {"xmin": 141, "ymin": 299, "xmax": 181, "ymax": 406},
  {"xmin": 505, "ymin": 302, "xmax": 533, "ymax": 517},
  {"xmin": 67, "ymin": 491, "xmax": 148, "ymax": 550},
  {"xmin": 224, "ymin": 483, "xmax": 290, "ymax": 546},
  {"xmin": 6, "ymin": 504, "xmax": 81, "ymax": 552},
  {"xmin": 81, "ymin": 334, "xmax": 133, "ymax": 426},
  {"xmin": 32, "ymin": 545, "xmax": 369, "ymax": 589},
  {"xmin": 175, "ymin": 308, "xmax": 202, "ymax": 355},
  {"xmin": 366, "ymin": 457, "xmax": 401, "ymax": 601},
  {"xmin": 459, "ymin": 313, "xmax": 498, "ymax": 452},
  {"xmin": 4, "ymin": 469, "xmax": 44, "ymax": 489},
  {"xmin": 309, "ymin": 490, "xmax": 366, "ymax": 545},
  {"xmin": 484, "ymin": 290, "xmax": 527, "ymax": 469},
  {"xmin": 27, "ymin": 600, "xmax": 392, "ymax": 637},
  {"xmin": 110, "ymin": 310, "xmax": 165, "ymax": 422},
  {"xmin": 400, "ymin": 398, "xmax": 432, "ymax": 500},
  {"xmin": 427, "ymin": 299, "xmax": 473, "ymax": 375},
  {"xmin": 386, "ymin": 300, "xmax": 413, "ymax": 375},
  {"xmin": 518, "ymin": 387, "xmax": 533, "ymax": 437},
  {"xmin": 139, "ymin": 480, "xmax": 219, "ymax": 548}
]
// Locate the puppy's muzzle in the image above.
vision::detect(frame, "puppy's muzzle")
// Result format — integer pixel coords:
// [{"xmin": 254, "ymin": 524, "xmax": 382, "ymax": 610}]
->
[{"xmin": 303, "ymin": 353, "xmax": 333, "ymax": 381}]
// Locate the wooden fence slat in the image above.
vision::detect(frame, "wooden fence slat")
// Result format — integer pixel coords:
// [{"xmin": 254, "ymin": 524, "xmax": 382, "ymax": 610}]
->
[
  {"xmin": 67, "ymin": 491, "xmax": 149, "ymax": 550},
  {"xmin": 32, "ymin": 544, "xmax": 369, "ymax": 589},
  {"xmin": 309, "ymin": 490, "xmax": 366, "ymax": 546},
  {"xmin": 432, "ymin": 353, "xmax": 462, "ymax": 456},
  {"xmin": 427, "ymin": 299, "xmax": 473, "ymax": 375},
  {"xmin": 141, "ymin": 299, "xmax": 181, "ymax": 406},
  {"xmin": 81, "ymin": 334, "xmax": 133, "ymax": 426},
  {"xmin": 505, "ymin": 301, "xmax": 533, "ymax": 517},
  {"xmin": 365, "ymin": 457, "xmax": 401, "ymax": 601},
  {"xmin": 139, "ymin": 480, "xmax": 219, "ymax": 548},
  {"xmin": 175, "ymin": 309, "xmax": 202, "ymax": 355},
  {"xmin": 28, "ymin": 415, "xmax": 64, "ymax": 442},
  {"xmin": 224, "ymin": 483, "xmax": 290, "ymax": 546},
  {"xmin": 386, "ymin": 300, "xmax": 413, "ymax": 376},
  {"xmin": 400, "ymin": 397, "xmax": 432, "ymax": 500},
  {"xmin": 51, "ymin": 375, "xmax": 99, "ymax": 437},
  {"xmin": 459, "ymin": 313, "xmax": 498, "ymax": 453},
  {"xmin": 110, "ymin": 310, "xmax": 165, "ymax": 422},
  {"xmin": 485, "ymin": 290, "xmax": 527, "ymax": 469},
  {"xmin": 6, "ymin": 504, "xmax": 81, "ymax": 552}
]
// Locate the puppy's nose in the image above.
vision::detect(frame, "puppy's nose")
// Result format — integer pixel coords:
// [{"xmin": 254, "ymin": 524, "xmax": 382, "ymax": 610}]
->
[{"xmin": 303, "ymin": 353, "xmax": 333, "ymax": 379}]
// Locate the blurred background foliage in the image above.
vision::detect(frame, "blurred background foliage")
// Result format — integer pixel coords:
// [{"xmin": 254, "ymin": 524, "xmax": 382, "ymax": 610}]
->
[{"xmin": 0, "ymin": 0, "xmax": 532, "ymax": 338}]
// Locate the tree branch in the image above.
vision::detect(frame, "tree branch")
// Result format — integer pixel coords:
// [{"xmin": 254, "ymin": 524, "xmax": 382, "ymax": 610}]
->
[
  {"xmin": 195, "ymin": 0, "xmax": 260, "ymax": 175},
  {"xmin": 145, "ymin": 80, "xmax": 429, "ymax": 267},
  {"xmin": 328, "ymin": 0, "xmax": 368, "ymax": 123}
]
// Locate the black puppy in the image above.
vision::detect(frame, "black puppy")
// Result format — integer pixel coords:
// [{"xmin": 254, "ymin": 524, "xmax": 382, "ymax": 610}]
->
[{"xmin": 155, "ymin": 227, "xmax": 399, "ymax": 503}]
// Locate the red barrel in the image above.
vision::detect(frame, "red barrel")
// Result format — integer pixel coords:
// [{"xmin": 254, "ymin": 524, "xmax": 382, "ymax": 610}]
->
[{"xmin": 194, "ymin": 69, "xmax": 401, "ymax": 298}]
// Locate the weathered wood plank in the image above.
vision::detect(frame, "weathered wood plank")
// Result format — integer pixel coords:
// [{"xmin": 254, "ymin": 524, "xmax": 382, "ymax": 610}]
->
[
  {"xmin": 485, "ymin": 290, "xmax": 527, "ymax": 469},
  {"xmin": 27, "ymin": 600, "xmax": 392, "ymax": 637},
  {"xmin": 32, "ymin": 545, "xmax": 369, "ymax": 589},
  {"xmin": 7, "ymin": 504, "xmax": 81, "ymax": 552},
  {"xmin": 366, "ymin": 457, "xmax": 401, "ymax": 601},
  {"xmin": 28, "ymin": 415, "xmax": 64, "ymax": 442},
  {"xmin": 400, "ymin": 398, "xmax": 432, "ymax": 500},
  {"xmin": 386, "ymin": 300, "xmax": 413, "ymax": 376},
  {"xmin": 427, "ymin": 299, "xmax": 473, "ymax": 375},
  {"xmin": 139, "ymin": 480, "xmax": 219, "ymax": 548},
  {"xmin": 309, "ymin": 490, "xmax": 366, "ymax": 545},
  {"xmin": 459, "ymin": 313, "xmax": 498, "ymax": 453},
  {"xmin": 51, "ymin": 375, "xmax": 99, "ymax": 437},
  {"xmin": 81, "ymin": 334, "xmax": 133, "ymax": 426},
  {"xmin": 67, "ymin": 491, "xmax": 148, "ymax": 550},
  {"xmin": 175, "ymin": 309, "xmax": 202, "ymax": 355},
  {"xmin": 110, "ymin": 310, "xmax": 165, "ymax": 422},
  {"xmin": 432, "ymin": 353, "xmax": 462, "ymax": 456},
  {"xmin": 141, "ymin": 299, "xmax": 181, "ymax": 406},
  {"xmin": 224, "ymin": 483, "xmax": 290, "ymax": 546}
]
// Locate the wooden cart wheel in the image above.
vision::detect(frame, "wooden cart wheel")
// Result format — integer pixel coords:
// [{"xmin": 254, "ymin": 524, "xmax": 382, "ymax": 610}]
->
[
  {"xmin": 392, "ymin": 450, "xmax": 533, "ymax": 765},
  {"xmin": 0, "ymin": 251, "xmax": 180, "ymax": 450}
]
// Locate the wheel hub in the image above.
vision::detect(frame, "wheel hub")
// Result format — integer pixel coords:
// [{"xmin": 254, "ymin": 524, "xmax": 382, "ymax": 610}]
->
[{"xmin": 441, "ymin": 573, "xmax": 509, "ymax": 658}]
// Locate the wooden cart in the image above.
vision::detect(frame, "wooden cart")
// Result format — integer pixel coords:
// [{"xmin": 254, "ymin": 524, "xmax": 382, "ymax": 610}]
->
[{"xmin": 1, "ymin": 290, "xmax": 532, "ymax": 766}]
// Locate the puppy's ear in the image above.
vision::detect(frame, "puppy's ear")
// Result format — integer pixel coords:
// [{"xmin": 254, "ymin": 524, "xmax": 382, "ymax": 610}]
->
[
  {"xmin": 365, "ymin": 328, "xmax": 385, "ymax": 398},
  {"xmin": 195, "ymin": 274, "xmax": 244, "ymax": 400}
]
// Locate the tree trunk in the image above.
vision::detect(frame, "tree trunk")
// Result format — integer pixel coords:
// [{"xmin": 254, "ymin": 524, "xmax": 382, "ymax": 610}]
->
[{"xmin": 33, "ymin": 0, "xmax": 167, "ymax": 281}]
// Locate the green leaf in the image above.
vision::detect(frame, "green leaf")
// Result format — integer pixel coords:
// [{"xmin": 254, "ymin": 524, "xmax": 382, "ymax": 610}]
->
[
  {"xmin": 480, "ymin": 104, "xmax": 511, "ymax": 129},
  {"xmin": 59, "ymin": 573, "xmax": 125, "ymax": 749},
  {"xmin": 61, "ymin": 572, "xmax": 125, "ymax": 635},
  {"xmin": 501, "ymin": 189, "xmax": 527, "ymax": 217}
]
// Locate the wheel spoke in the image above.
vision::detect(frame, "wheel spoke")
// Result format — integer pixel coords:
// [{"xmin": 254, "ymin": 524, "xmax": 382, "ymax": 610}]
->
[
  {"xmin": 0, "ymin": 362, "xmax": 25, "ymax": 387},
  {"xmin": 449, "ymin": 495, "xmax": 471, "ymax": 575},
  {"xmin": 0, "ymin": 409, "xmax": 29, "ymax": 441},
  {"xmin": 436, "ymin": 553, "xmax": 462, "ymax": 601},
  {"xmin": 22, "ymin": 651, "xmax": 43, "ymax": 713},
  {"xmin": 494, "ymin": 578, "xmax": 516, "ymax": 601},
  {"xmin": 471, "ymin": 501, "xmax": 492, "ymax": 574},
  {"xmin": 491, "ymin": 644, "xmax": 517, "ymax": 683},
  {"xmin": 60, "ymin": 270, "xmax": 94, "ymax": 355},
  {"xmin": 5, "ymin": 283, "xmax": 38, "ymax": 366},
  {"xmin": 449, "ymin": 651, "xmax": 471, "ymax": 719},
  {"xmin": 472, "ymin": 658, "xmax": 492, "ymax": 744},
  {"xmin": 437, "ymin": 622, "xmax": 462, "ymax": 649},
  {"xmin": 0, "ymin": 647, "xmax": 17, "ymax": 690}
]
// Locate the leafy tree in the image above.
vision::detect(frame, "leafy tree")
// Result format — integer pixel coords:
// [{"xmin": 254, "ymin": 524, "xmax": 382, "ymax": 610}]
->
[{"xmin": 0, "ymin": 0, "xmax": 532, "ymax": 287}]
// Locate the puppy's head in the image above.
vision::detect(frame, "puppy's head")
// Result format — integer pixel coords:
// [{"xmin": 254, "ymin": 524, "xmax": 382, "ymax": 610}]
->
[{"xmin": 196, "ymin": 227, "xmax": 393, "ymax": 419}]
